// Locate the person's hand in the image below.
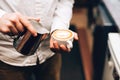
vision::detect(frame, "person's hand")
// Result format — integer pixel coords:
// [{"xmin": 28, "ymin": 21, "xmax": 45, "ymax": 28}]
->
[
  {"xmin": 50, "ymin": 32, "xmax": 78, "ymax": 53},
  {"xmin": 0, "ymin": 12, "xmax": 40, "ymax": 36}
]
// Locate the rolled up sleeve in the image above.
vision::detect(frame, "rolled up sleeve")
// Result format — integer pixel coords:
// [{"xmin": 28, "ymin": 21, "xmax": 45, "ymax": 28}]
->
[{"xmin": 51, "ymin": 0, "xmax": 74, "ymax": 32}]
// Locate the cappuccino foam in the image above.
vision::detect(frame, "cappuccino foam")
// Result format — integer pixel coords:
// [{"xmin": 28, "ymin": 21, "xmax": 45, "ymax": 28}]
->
[{"xmin": 52, "ymin": 30, "xmax": 73, "ymax": 41}]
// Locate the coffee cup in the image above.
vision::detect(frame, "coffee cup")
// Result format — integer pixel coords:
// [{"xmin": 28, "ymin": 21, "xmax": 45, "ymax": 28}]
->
[{"xmin": 51, "ymin": 29, "xmax": 74, "ymax": 48}]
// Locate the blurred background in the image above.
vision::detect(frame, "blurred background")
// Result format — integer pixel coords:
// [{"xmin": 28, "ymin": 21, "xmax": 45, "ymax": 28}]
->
[{"xmin": 61, "ymin": 0, "xmax": 120, "ymax": 80}]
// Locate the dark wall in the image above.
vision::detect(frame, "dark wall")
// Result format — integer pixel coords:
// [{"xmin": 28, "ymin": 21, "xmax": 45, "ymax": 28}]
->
[{"xmin": 74, "ymin": 0, "xmax": 102, "ymax": 8}]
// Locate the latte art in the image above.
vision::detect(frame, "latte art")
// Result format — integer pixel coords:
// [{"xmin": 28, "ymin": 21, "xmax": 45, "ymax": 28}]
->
[
  {"xmin": 52, "ymin": 30, "xmax": 73, "ymax": 41},
  {"xmin": 52, "ymin": 29, "xmax": 74, "ymax": 48}
]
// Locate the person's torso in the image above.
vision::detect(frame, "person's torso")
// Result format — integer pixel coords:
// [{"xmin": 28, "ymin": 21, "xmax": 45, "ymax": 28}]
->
[
  {"xmin": 0, "ymin": 0, "xmax": 58, "ymax": 66},
  {"xmin": 0, "ymin": 0, "xmax": 58, "ymax": 31}
]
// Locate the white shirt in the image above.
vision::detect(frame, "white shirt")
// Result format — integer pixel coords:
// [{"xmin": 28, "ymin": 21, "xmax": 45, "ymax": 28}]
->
[{"xmin": 0, "ymin": 0, "xmax": 74, "ymax": 66}]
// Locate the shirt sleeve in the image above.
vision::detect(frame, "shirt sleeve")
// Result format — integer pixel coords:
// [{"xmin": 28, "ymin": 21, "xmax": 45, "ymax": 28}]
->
[
  {"xmin": 0, "ymin": 9, "xmax": 6, "ymax": 17},
  {"xmin": 50, "ymin": 0, "xmax": 74, "ymax": 32}
]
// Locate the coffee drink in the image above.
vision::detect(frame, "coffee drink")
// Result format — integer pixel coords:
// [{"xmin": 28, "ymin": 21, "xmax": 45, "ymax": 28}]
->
[{"xmin": 52, "ymin": 29, "xmax": 74, "ymax": 48}]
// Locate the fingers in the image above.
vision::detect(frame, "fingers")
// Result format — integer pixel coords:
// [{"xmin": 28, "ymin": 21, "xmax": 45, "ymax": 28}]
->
[
  {"xmin": 17, "ymin": 14, "xmax": 38, "ymax": 37},
  {"xmin": 0, "ymin": 12, "xmax": 40, "ymax": 36},
  {"xmin": 73, "ymin": 32, "xmax": 79, "ymax": 40},
  {"xmin": 52, "ymin": 41, "xmax": 60, "ymax": 52},
  {"xmin": 50, "ymin": 38, "xmax": 71, "ymax": 53},
  {"xmin": 10, "ymin": 17, "xmax": 24, "ymax": 33},
  {"xmin": 3, "ymin": 20, "xmax": 18, "ymax": 35},
  {"xmin": 60, "ymin": 44, "xmax": 71, "ymax": 52}
]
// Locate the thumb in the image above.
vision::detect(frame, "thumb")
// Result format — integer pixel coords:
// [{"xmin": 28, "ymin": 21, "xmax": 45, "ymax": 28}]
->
[{"xmin": 74, "ymin": 32, "xmax": 79, "ymax": 40}]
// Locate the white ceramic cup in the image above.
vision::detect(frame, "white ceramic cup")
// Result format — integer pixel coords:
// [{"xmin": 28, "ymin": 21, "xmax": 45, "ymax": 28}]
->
[{"xmin": 52, "ymin": 29, "xmax": 74, "ymax": 48}]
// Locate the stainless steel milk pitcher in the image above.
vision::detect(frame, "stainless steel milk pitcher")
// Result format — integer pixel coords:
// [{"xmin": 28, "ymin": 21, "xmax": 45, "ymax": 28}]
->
[
  {"xmin": 13, "ymin": 20, "xmax": 48, "ymax": 56},
  {"xmin": 13, "ymin": 31, "xmax": 48, "ymax": 56}
]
